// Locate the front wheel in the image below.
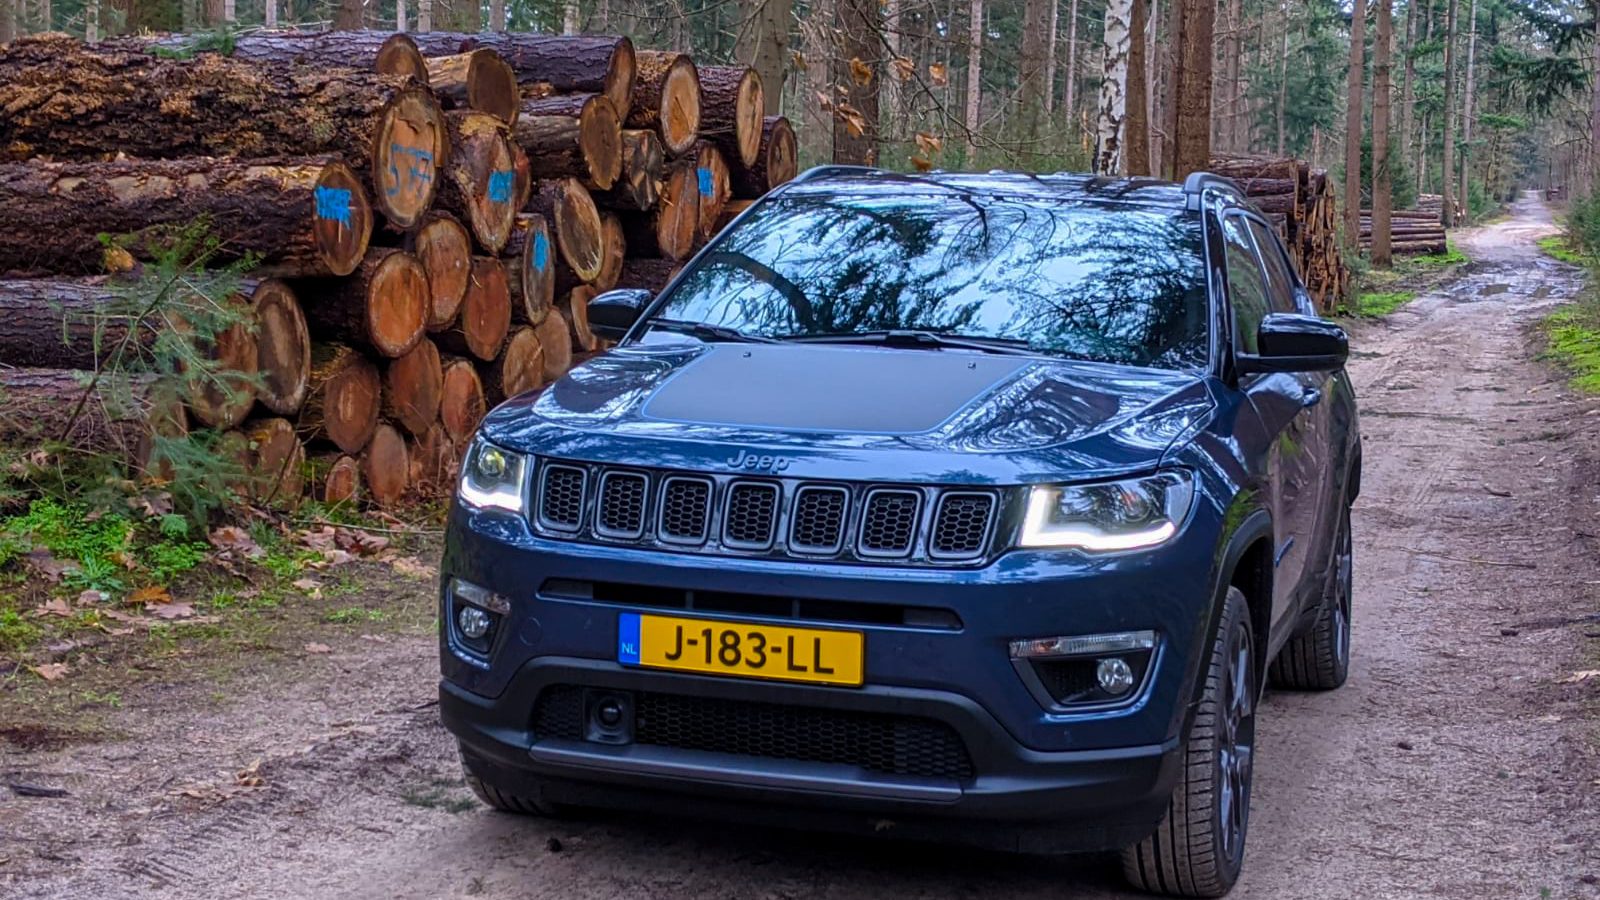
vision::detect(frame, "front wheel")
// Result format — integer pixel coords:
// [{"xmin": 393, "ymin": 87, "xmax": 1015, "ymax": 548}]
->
[
  {"xmin": 459, "ymin": 744, "xmax": 567, "ymax": 817},
  {"xmin": 1121, "ymin": 586, "xmax": 1256, "ymax": 898}
]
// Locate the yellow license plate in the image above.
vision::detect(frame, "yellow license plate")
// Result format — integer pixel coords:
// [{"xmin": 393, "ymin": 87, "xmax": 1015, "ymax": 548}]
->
[{"xmin": 618, "ymin": 613, "xmax": 864, "ymax": 687}]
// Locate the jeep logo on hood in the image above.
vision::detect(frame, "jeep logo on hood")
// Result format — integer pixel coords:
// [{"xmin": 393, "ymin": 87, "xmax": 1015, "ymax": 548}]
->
[{"xmin": 726, "ymin": 450, "xmax": 791, "ymax": 473}]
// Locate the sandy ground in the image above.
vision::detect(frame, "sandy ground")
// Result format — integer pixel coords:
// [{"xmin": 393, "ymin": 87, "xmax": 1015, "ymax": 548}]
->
[{"xmin": 3, "ymin": 193, "xmax": 1599, "ymax": 900}]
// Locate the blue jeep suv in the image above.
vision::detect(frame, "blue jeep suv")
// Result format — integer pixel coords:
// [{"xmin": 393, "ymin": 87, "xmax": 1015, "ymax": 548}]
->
[{"xmin": 439, "ymin": 168, "xmax": 1361, "ymax": 897}]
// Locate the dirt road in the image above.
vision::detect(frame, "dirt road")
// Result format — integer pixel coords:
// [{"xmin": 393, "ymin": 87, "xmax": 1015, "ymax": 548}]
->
[{"xmin": 4, "ymin": 194, "xmax": 1599, "ymax": 899}]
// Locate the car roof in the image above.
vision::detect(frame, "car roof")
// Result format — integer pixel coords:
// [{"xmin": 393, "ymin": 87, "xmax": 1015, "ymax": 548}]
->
[{"xmin": 776, "ymin": 166, "xmax": 1251, "ymax": 212}]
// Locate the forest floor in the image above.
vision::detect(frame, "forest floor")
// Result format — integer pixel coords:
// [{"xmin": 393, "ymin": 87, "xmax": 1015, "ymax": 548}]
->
[{"xmin": 2, "ymin": 193, "xmax": 1599, "ymax": 899}]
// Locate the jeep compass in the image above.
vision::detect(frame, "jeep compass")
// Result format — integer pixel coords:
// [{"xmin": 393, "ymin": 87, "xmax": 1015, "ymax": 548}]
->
[{"xmin": 439, "ymin": 168, "xmax": 1361, "ymax": 897}]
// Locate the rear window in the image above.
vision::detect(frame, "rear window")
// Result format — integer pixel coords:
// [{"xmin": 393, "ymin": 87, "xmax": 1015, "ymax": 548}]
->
[{"xmin": 647, "ymin": 191, "xmax": 1211, "ymax": 369}]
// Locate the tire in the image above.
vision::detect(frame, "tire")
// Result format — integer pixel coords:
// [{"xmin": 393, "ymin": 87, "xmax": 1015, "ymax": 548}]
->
[
  {"xmin": 459, "ymin": 745, "xmax": 565, "ymax": 816},
  {"xmin": 1269, "ymin": 505, "xmax": 1353, "ymax": 691},
  {"xmin": 1121, "ymin": 586, "xmax": 1256, "ymax": 898}
]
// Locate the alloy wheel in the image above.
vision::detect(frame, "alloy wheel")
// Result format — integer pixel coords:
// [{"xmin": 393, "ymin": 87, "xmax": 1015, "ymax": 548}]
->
[{"xmin": 1216, "ymin": 619, "xmax": 1256, "ymax": 866}]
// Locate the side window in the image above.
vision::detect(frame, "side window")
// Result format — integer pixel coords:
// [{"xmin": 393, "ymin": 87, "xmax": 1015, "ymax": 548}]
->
[
  {"xmin": 1245, "ymin": 218, "xmax": 1301, "ymax": 314},
  {"xmin": 1222, "ymin": 214, "xmax": 1271, "ymax": 353}
]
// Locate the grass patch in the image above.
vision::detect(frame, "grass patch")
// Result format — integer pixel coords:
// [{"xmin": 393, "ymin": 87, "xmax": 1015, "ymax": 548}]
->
[
  {"xmin": 1412, "ymin": 242, "xmax": 1469, "ymax": 267},
  {"xmin": 1538, "ymin": 235, "xmax": 1591, "ymax": 266},
  {"xmin": 400, "ymin": 782, "xmax": 478, "ymax": 814},
  {"xmin": 1542, "ymin": 305, "xmax": 1600, "ymax": 394},
  {"xmin": 1345, "ymin": 291, "xmax": 1415, "ymax": 317},
  {"xmin": 325, "ymin": 606, "xmax": 387, "ymax": 625}
]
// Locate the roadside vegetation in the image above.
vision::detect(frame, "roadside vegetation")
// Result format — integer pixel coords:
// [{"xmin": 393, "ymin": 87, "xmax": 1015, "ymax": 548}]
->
[
  {"xmin": 1543, "ymin": 195, "xmax": 1600, "ymax": 395},
  {"xmin": 1344, "ymin": 243, "xmax": 1469, "ymax": 318}
]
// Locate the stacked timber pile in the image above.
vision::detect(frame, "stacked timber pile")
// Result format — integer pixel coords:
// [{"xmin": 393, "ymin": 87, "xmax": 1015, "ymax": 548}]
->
[
  {"xmin": 1208, "ymin": 155, "xmax": 1352, "ymax": 312},
  {"xmin": 0, "ymin": 31, "xmax": 797, "ymax": 510},
  {"xmin": 1357, "ymin": 207, "xmax": 1447, "ymax": 256},
  {"xmin": 1415, "ymin": 193, "xmax": 1464, "ymax": 224}
]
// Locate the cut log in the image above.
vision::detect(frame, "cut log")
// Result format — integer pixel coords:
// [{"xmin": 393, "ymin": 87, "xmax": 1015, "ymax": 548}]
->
[
  {"xmin": 563, "ymin": 285, "xmax": 599, "ymax": 353},
  {"xmin": 319, "ymin": 453, "xmax": 362, "ymax": 505},
  {"xmin": 691, "ymin": 142, "xmax": 732, "ymax": 240},
  {"xmin": 425, "ymin": 49, "xmax": 520, "ymax": 125},
  {"xmin": 444, "ymin": 33, "xmax": 636, "ymax": 120},
  {"xmin": 619, "ymin": 165, "xmax": 699, "ymax": 260},
  {"xmin": 381, "ymin": 336, "xmax": 444, "ymax": 435},
  {"xmin": 595, "ymin": 213, "xmax": 626, "ymax": 292},
  {"xmin": 730, "ymin": 116, "xmax": 797, "ymax": 198},
  {"xmin": 410, "ymin": 213, "xmax": 472, "ymax": 331},
  {"xmin": 407, "ymin": 421, "xmax": 457, "ymax": 492},
  {"xmin": 511, "ymin": 93, "xmax": 623, "ymax": 190},
  {"xmin": 436, "ymin": 257, "xmax": 512, "ymax": 361},
  {"xmin": 302, "ymin": 343, "xmax": 381, "ymax": 454},
  {"xmin": 530, "ymin": 178, "xmax": 605, "ymax": 283},
  {"xmin": 715, "ymin": 198, "xmax": 756, "ymax": 234},
  {"xmin": 0, "ymin": 158, "xmax": 371, "ymax": 278},
  {"xmin": 437, "ymin": 111, "xmax": 520, "ymax": 254},
  {"xmin": 251, "ymin": 279, "xmax": 311, "ymax": 416},
  {"xmin": 629, "ymin": 51, "xmax": 701, "ymax": 157},
  {"xmin": 505, "ymin": 214, "xmax": 555, "ymax": 326},
  {"xmin": 0, "ymin": 277, "xmax": 150, "ymax": 368},
  {"xmin": 362, "ymin": 422, "xmax": 410, "ymax": 507},
  {"xmin": 0, "ymin": 369, "xmax": 169, "ymax": 461},
  {"xmin": 181, "ymin": 305, "xmax": 259, "ymax": 430},
  {"xmin": 593, "ymin": 129, "xmax": 663, "ymax": 211},
  {"xmin": 0, "ymin": 35, "xmax": 448, "ymax": 229},
  {"xmin": 108, "ymin": 29, "xmax": 427, "ymax": 75},
  {"xmin": 481, "ymin": 325, "xmax": 545, "ymax": 405},
  {"xmin": 697, "ymin": 66, "xmax": 765, "ymax": 169},
  {"xmin": 533, "ymin": 308, "xmax": 573, "ymax": 384},
  {"xmin": 300, "ymin": 248, "xmax": 429, "ymax": 358},
  {"xmin": 614, "ymin": 258, "xmax": 681, "ymax": 294},
  {"xmin": 242, "ymin": 416, "xmax": 305, "ymax": 508},
  {"xmin": 439, "ymin": 355, "xmax": 488, "ymax": 444},
  {"xmin": 135, "ymin": 382, "xmax": 189, "ymax": 481}
]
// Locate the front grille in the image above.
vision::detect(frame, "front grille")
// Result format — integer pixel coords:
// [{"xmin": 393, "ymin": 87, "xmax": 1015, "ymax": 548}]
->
[
  {"xmin": 538, "ymin": 465, "xmax": 586, "ymax": 531},
  {"xmin": 790, "ymin": 486, "xmax": 848, "ymax": 553},
  {"xmin": 723, "ymin": 482, "xmax": 778, "ymax": 549},
  {"xmin": 858, "ymin": 489, "xmax": 920, "ymax": 557},
  {"xmin": 596, "ymin": 471, "xmax": 648, "ymax": 538},
  {"xmin": 658, "ymin": 476, "xmax": 712, "ymax": 544},
  {"xmin": 532, "ymin": 686, "xmax": 975, "ymax": 781},
  {"xmin": 929, "ymin": 492, "xmax": 994, "ymax": 559}
]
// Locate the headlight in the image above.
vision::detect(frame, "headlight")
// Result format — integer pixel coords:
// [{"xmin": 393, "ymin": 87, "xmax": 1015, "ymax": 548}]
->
[
  {"xmin": 458, "ymin": 438, "xmax": 528, "ymax": 513},
  {"xmin": 1019, "ymin": 471, "xmax": 1194, "ymax": 551}
]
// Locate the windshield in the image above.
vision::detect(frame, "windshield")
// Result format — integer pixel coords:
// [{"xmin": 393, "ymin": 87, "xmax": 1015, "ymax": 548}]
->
[{"xmin": 641, "ymin": 190, "xmax": 1212, "ymax": 369}]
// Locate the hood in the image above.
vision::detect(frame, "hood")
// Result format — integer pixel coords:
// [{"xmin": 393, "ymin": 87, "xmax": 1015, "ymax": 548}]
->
[{"xmin": 480, "ymin": 339, "xmax": 1215, "ymax": 484}]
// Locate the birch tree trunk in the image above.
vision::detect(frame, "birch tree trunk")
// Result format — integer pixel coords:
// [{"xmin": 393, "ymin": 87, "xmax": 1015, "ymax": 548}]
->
[
  {"xmin": 223, "ymin": 0, "xmax": 234, "ymax": 23},
  {"xmin": 884, "ymin": 0, "xmax": 901, "ymax": 137},
  {"xmin": 1440, "ymin": 0, "xmax": 1458, "ymax": 227},
  {"xmin": 265, "ymin": 0, "xmax": 277, "ymax": 29},
  {"xmin": 1045, "ymin": 0, "xmax": 1060, "ymax": 115},
  {"xmin": 1372, "ymin": 0, "xmax": 1393, "ymax": 268},
  {"xmin": 1459, "ymin": 0, "xmax": 1476, "ymax": 211},
  {"xmin": 84, "ymin": 0, "xmax": 97, "ymax": 42},
  {"xmin": 964, "ymin": 0, "xmax": 983, "ymax": 152},
  {"xmin": 1342, "ymin": 0, "xmax": 1365, "ymax": 246},
  {"xmin": 397, "ymin": 0, "xmax": 407, "ymax": 31},
  {"xmin": 562, "ymin": 0, "xmax": 578, "ymax": 34},
  {"xmin": 1125, "ymin": 0, "xmax": 1149, "ymax": 175},
  {"xmin": 737, "ymin": 0, "xmax": 790, "ymax": 115},
  {"xmin": 1094, "ymin": 0, "xmax": 1132, "ymax": 175}
]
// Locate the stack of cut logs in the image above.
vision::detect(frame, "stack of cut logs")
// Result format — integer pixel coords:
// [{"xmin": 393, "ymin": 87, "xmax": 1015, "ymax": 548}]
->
[
  {"xmin": 0, "ymin": 30, "xmax": 797, "ymax": 509},
  {"xmin": 1207, "ymin": 155, "xmax": 1352, "ymax": 312},
  {"xmin": 1359, "ymin": 193, "xmax": 1449, "ymax": 256}
]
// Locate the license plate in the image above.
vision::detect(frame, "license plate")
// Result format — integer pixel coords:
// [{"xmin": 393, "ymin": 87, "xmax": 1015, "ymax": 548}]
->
[{"xmin": 617, "ymin": 613, "xmax": 864, "ymax": 687}]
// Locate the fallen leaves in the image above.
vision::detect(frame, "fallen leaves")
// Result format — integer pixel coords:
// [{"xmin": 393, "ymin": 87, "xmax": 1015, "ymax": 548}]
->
[
  {"xmin": 28, "ymin": 663, "xmax": 69, "ymax": 682},
  {"xmin": 209, "ymin": 525, "xmax": 264, "ymax": 560},
  {"xmin": 147, "ymin": 602, "xmax": 198, "ymax": 621},
  {"xmin": 127, "ymin": 585, "xmax": 172, "ymax": 607},
  {"xmin": 234, "ymin": 759, "xmax": 266, "ymax": 788},
  {"xmin": 304, "ymin": 642, "xmax": 333, "ymax": 655},
  {"xmin": 1557, "ymin": 670, "xmax": 1600, "ymax": 684},
  {"xmin": 25, "ymin": 548, "xmax": 73, "ymax": 583},
  {"xmin": 291, "ymin": 577, "xmax": 323, "ymax": 599},
  {"xmin": 33, "ymin": 597, "xmax": 72, "ymax": 618},
  {"xmin": 390, "ymin": 556, "xmax": 436, "ymax": 580}
]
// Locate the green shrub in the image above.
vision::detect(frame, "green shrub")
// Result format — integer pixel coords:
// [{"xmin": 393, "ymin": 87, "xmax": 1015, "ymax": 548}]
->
[{"xmin": 1566, "ymin": 193, "xmax": 1600, "ymax": 257}]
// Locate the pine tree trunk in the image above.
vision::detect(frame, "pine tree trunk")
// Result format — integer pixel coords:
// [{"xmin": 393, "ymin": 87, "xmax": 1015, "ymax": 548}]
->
[
  {"xmin": 251, "ymin": 279, "xmax": 312, "ymax": 416},
  {"xmin": 505, "ymin": 214, "xmax": 555, "ymax": 327},
  {"xmin": 1065, "ymin": 0, "xmax": 1080, "ymax": 128},
  {"xmin": 439, "ymin": 355, "xmax": 487, "ymax": 444},
  {"xmin": 530, "ymin": 178, "xmax": 606, "ymax": 282},
  {"xmin": 699, "ymin": 66, "xmax": 767, "ymax": 169},
  {"xmin": 0, "ymin": 158, "xmax": 372, "ymax": 278},
  {"xmin": 1399, "ymin": 0, "xmax": 1417, "ymax": 169},
  {"xmin": 425, "ymin": 49, "xmax": 519, "ymax": 124},
  {"xmin": 424, "ymin": 33, "xmax": 636, "ymax": 119},
  {"xmin": 334, "ymin": 0, "xmax": 363, "ymax": 29},
  {"xmin": 1343, "ymin": 0, "xmax": 1366, "ymax": 245},
  {"xmin": 1371, "ymin": 0, "xmax": 1393, "ymax": 268},
  {"xmin": 481, "ymin": 325, "xmax": 544, "ymax": 405},
  {"xmin": 363, "ymin": 423, "xmax": 410, "ymax": 507},
  {"xmin": 964, "ymin": 0, "xmax": 984, "ymax": 152},
  {"xmin": 0, "ymin": 369, "xmax": 169, "ymax": 461},
  {"xmin": 110, "ymin": 29, "xmax": 428, "ymax": 73},
  {"xmin": 619, "ymin": 166, "xmax": 699, "ymax": 260},
  {"xmin": 1159, "ymin": 0, "xmax": 1183, "ymax": 177},
  {"xmin": 803, "ymin": 0, "xmax": 837, "ymax": 163},
  {"xmin": 1219, "ymin": 0, "xmax": 1241, "ymax": 151},
  {"xmin": 1018, "ymin": 0, "xmax": 1051, "ymax": 156},
  {"xmin": 730, "ymin": 116, "xmax": 798, "ymax": 197},
  {"xmin": 1169, "ymin": 0, "xmax": 1213, "ymax": 178},
  {"xmin": 512, "ymin": 94, "xmax": 624, "ymax": 191},
  {"xmin": 435, "ymin": 257, "xmax": 511, "ymax": 361},
  {"xmin": 410, "ymin": 212, "xmax": 473, "ymax": 331},
  {"xmin": 630, "ymin": 51, "xmax": 702, "ymax": 157},
  {"xmin": 1045, "ymin": 0, "xmax": 1060, "ymax": 115},
  {"xmin": 1095, "ymin": 0, "xmax": 1132, "ymax": 174},
  {"xmin": 0, "ymin": 278, "xmax": 153, "ymax": 368},
  {"xmin": 1459, "ymin": 0, "xmax": 1476, "ymax": 213},
  {"xmin": 1440, "ymin": 0, "xmax": 1458, "ymax": 227},
  {"xmin": 1125, "ymin": 0, "xmax": 1150, "ymax": 175}
]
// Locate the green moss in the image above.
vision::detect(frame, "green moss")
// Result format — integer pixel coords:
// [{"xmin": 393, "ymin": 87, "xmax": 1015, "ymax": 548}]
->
[
  {"xmin": 0, "ymin": 608, "xmax": 41, "ymax": 652},
  {"xmin": 1538, "ymin": 236, "xmax": 1589, "ymax": 265},
  {"xmin": 1412, "ymin": 242, "xmax": 1469, "ymax": 267},
  {"xmin": 1346, "ymin": 291, "xmax": 1415, "ymax": 317},
  {"xmin": 1543, "ymin": 307, "xmax": 1600, "ymax": 394}
]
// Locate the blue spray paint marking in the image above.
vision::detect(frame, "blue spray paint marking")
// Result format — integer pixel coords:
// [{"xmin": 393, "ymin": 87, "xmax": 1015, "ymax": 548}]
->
[
  {"xmin": 385, "ymin": 143, "xmax": 436, "ymax": 198},
  {"xmin": 697, "ymin": 167, "xmax": 713, "ymax": 197},
  {"xmin": 617, "ymin": 613, "xmax": 641, "ymax": 665},
  {"xmin": 313, "ymin": 186, "xmax": 353, "ymax": 227},
  {"xmin": 487, "ymin": 169, "xmax": 515, "ymax": 204},
  {"xmin": 532, "ymin": 231, "xmax": 550, "ymax": 272}
]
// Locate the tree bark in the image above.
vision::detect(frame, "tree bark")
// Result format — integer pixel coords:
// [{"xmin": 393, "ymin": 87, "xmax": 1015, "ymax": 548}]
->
[
  {"xmin": 381, "ymin": 336, "xmax": 443, "ymax": 435},
  {"xmin": 410, "ymin": 212, "xmax": 472, "ymax": 332},
  {"xmin": 0, "ymin": 278, "xmax": 152, "ymax": 369},
  {"xmin": 833, "ymin": 0, "xmax": 880, "ymax": 164},
  {"xmin": 1065, "ymin": 0, "xmax": 1081, "ymax": 130},
  {"xmin": 730, "ymin": 116, "xmax": 798, "ymax": 198},
  {"xmin": 593, "ymin": 128, "xmax": 664, "ymax": 211},
  {"xmin": 1343, "ymin": 0, "xmax": 1367, "ymax": 246},
  {"xmin": 803, "ymin": 0, "xmax": 837, "ymax": 163},
  {"xmin": 0, "ymin": 158, "xmax": 371, "ymax": 278},
  {"xmin": 1045, "ymin": 0, "xmax": 1060, "ymax": 115},
  {"xmin": 512, "ymin": 94, "xmax": 623, "ymax": 191},
  {"xmin": 1219, "ymin": 0, "xmax": 1241, "ymax": 150},
  {"xmin": 1169, "ymin": 0, "xmax": 1214, "ymax": 179},
  {"xmin": 1371, "ymin": 0, "xmax": 1393, "ymax": 268},
  {"xmin": 699, "ymin": 66, "xmax": 767, "ymax": 169},
  {"xmin": 1096, "ymin": 0, "xmax": 1132, "ymax": 175},
  {"xmin": 436, "ymin": 111, "xmax": 520, "ymax": 254},
  {"xmin": 0, "ymin": 369, "xmax": 170, "ymax": 462},
  {"xmin": 0, "ymin": 35, "xmax": 447, "ymax": 229},
  {"xmin": 1018, "ymin": 0, "xmax": 1051, "ymax": 156},
  {"xmin": 505, "ymin": 214, "xmax": 555, "ymax": 327},
  {"xmin": 426, "ymin": 49, "xmax": 520, "ymax": 125},
  {"xmin": 334, "ymin": 0, "xmax": 363, "ymax": 29},
  {"xmin": 1399, "ymin": 0, "xmax": 1417, "ymax": 170},
  {"xmin": 299, "ymin": 249, "xmax": 429, "ymax": 359},
  {"xmin": 1440, "ymin": 0, "xmax": 1458, "ymax": 227},
  {"xmin": 302, "ymin": 343, "xmax": 380, "ymax": 454},
  {"xmin": 1125, "ymin": 0, "xmax": 1150, "ymax": 175},
  {"xmin": 1459, "ymin": 0, "xmax": 1476, "ymax": 213},
  {"xmin": 435, "ymin": 257, "xmax": 511, "ymax": 361},
  {"xmin": 630, "ymin": 51, "xmax": 702, "ymax": 157},
  {"xmin": 109, "ymin": 29, "xmax": 427, "ymax": 75},
  {"xmin": 736, "ymin": 0, "xmax": 788, "ymax": 116}
]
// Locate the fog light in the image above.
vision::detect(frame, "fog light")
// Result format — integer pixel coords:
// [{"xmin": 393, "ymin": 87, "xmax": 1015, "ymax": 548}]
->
[
  {"xmin": 457, "ymin": 606, "xmax": 492, "ymax": 640},
  {"xmin": 1096, "ymin": 657, "xmax": 1136, "ymax": 696}
]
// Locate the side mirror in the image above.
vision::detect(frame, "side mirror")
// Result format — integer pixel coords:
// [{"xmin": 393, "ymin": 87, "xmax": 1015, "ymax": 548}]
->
[
  {"xmin": 1238, "ymin": 313, "xmax": 1348, "ymax": 374},
  {"xmin": 588, "ymin": 288, "xmax": 654, "ymax": 342}
]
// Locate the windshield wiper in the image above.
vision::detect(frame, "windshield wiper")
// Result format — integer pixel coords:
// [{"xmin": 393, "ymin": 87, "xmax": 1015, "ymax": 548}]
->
[
  {"xmin": 780, "ymin": 329, "xmax": 1038, "ymax": 356},
  {"xmin": 650, "ymin": 318, "xmax": 775, "ymax": 343}
]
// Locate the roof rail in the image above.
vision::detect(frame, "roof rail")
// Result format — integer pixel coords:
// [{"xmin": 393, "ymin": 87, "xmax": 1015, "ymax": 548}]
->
[{"xmin": 790, "ymin": 164, "xmax": 888, "ymax": 184}]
